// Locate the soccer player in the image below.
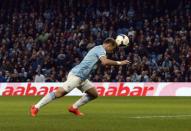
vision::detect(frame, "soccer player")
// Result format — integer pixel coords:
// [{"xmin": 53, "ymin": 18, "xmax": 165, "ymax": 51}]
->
[{"xmin": 30, "ymin": 38, "xmax": 130, "ymax": 117}]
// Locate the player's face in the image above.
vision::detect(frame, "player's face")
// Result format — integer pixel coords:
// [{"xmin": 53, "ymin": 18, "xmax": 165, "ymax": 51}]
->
[{"xmin": 106, "ymin": 44, "xmax": 116, "ymax": 53}]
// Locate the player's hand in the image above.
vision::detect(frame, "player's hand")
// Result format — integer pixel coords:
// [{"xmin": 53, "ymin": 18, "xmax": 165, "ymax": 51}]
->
[{"xmin": 118, "ymin": 60, "xmax": 131, "ymax": 65}]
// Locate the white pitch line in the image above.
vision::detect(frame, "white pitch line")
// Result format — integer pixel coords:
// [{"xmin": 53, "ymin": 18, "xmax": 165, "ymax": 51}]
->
[{"xmin": 128, "ymin": 115, "xmax": 191, "ymax": 119}]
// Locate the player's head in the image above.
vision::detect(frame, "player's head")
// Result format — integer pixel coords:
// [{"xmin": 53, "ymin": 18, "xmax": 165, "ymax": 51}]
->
[{"xmin": 103, "ymin": 38, "xmax": 117, "ymax": 53}]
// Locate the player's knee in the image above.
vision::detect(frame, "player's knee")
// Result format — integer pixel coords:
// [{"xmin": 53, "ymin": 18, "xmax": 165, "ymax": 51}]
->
[
  {"xmin": 94, "ymin": 94, "xmax": 98, "ymax": 99},
  {"xmin": 54, "ymin": 91, "xmax": 62, "ymax": 98},
  {"xmin": 55, "ymin": 87, "xmax": 67, "ymax": 98},
  {"xmin": 91, "ymin": 92, "xmax": 98, "ymax": 99},
  {"xmin": 86, "ymin": 87, "xmax": 99, "ymax": 99}
]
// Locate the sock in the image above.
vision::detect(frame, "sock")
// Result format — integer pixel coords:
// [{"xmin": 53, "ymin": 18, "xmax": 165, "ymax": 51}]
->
[
  {"xmin": 72, "ymin": 94, "xmax": 95, "ymax": 109},
  {"xmin": 35, "ymin": 92, "xmax": 56, "ymax": 109}
]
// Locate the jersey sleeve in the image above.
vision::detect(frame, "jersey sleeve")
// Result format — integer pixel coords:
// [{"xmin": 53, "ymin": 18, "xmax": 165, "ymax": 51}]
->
[{"xmin": 95, "ymin": 47, "xmax": 106, "ymax": 59}]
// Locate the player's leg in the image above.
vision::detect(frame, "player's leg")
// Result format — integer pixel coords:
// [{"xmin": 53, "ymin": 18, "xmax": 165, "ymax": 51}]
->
[
  {"xmin": 72, "ymin": 87, "xmax": 98, "ymax": 109},
  {"xmin": 34, "ymin": 87, "xmax": 67, "ymax": 109},
  {"xmin": 69, "ymin": 80, "xmax": 98, "ymax": 116},
  {"xmin": 30, "ymin": 72, "xmax": 81, "ymax": 117},
  {"xmin": 30, "ymin": 86, "xmax": 68, "ymax": 117}
]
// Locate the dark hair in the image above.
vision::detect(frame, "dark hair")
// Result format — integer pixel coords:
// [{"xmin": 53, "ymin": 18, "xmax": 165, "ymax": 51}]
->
[{"xmin": 103, "ymin": 38, "xmax": 117, "ymax": 47}]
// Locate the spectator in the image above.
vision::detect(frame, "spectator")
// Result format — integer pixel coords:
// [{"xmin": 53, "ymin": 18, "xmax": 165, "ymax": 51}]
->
[
  {"xmin": 0, "ymin": 71, "xmax": 6, "ymax": 82},
  {"xmin": 0, "ymin": 0, "xmax": 190, "ymax": 82},
  {"xmin": 34, "ymin": 71, "xmax": 45, "ymax": 82}
]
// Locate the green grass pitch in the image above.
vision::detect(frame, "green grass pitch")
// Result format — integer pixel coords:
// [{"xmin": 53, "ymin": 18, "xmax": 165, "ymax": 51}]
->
[{"xmin": 0, "ymin": 96, "xmax": 191, "ymax": 131}]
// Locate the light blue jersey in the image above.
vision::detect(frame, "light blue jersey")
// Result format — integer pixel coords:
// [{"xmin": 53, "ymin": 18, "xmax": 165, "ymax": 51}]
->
[{"xmin": 71, "ymin": 45, "xmax": 106, "ymax": 80}]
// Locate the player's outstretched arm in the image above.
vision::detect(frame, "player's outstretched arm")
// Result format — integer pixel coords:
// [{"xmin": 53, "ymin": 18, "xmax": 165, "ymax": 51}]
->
[{"xmin": 100, "ymin": 56, "xmax": 131, "ymax": 66}]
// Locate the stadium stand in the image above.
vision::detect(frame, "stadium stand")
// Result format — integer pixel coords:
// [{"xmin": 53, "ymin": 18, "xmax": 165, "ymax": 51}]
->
[{"xmin": 0, "ymin": 0, "xmax": 190, "ymax": 82}]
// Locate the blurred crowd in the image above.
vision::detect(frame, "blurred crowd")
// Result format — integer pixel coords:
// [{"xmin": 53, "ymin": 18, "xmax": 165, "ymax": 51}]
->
[{"xmin": 0, "ymin": 0, "xmax": 191, "ymax": 82}]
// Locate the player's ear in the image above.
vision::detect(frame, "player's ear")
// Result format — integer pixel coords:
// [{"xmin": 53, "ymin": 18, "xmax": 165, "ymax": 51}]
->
[{"xmin": 112, "ymin": 44, "xmax": 118, "ymax": 53}]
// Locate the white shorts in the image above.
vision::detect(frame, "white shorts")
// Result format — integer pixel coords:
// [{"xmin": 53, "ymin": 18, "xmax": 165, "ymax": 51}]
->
[{"xmin": 62, "ymin": 72, "xmax": 94, "ymax": 93}]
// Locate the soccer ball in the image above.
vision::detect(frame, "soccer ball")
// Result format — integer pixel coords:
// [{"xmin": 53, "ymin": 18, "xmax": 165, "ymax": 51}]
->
[{"xmin": 115, "ymin": 34, "xmax": 129, "ymax": 46}]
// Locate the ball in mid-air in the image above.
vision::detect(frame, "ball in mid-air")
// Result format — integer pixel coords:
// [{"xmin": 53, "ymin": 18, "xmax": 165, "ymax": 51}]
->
[{"xmin": 115, "ymin": 34, "xmax": 129, "ymax": 46}]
